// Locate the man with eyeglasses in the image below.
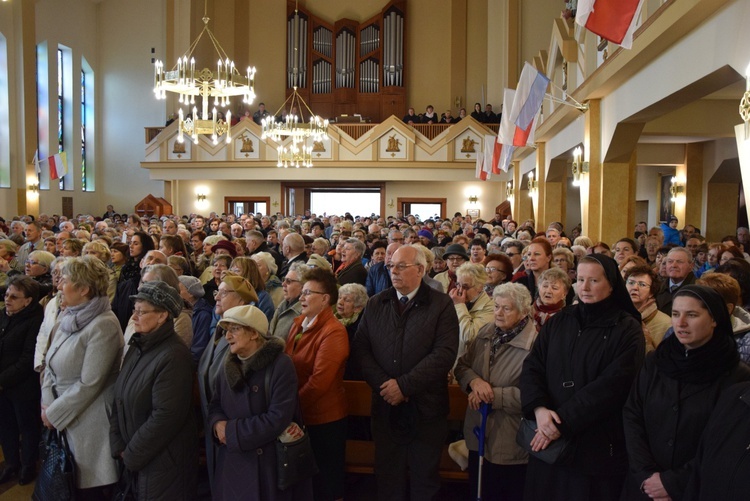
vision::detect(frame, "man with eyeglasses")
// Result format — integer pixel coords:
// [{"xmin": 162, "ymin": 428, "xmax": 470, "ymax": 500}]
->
[
  {"xmin": 353, "ymin": 246, "xmax": 458, "ymax": 501},
  {"xmin": 434, "ymin": 243, "xmax": 470, "ymax": 294},
  {"xmin": 656, "ymin": 247, "xmax": 696, "ymax": 315}
]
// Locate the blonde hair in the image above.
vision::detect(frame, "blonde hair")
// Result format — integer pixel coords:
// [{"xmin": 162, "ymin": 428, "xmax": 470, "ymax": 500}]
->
[
  {"xmin": 455, "ymin": 262, "xmax": 488, "ymax": 288},
  {"xmin": 83, "ymin": 241, "xmax": 111, "ymax": 263},
  {"xmin": 61, "ymin": 256, "xmax": 110, "ymax": 298}
]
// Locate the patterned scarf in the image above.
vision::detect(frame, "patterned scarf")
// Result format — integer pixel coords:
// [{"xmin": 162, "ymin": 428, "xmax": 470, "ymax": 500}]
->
[{"xmin": 491, "ymin": 316, "xmax": 529, "ymax": 362}]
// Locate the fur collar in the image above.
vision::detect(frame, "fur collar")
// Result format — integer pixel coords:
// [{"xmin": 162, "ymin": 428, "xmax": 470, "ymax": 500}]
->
[{"xmin": 224, "ymin": 336, "xmax": 285, "ymax": 391}]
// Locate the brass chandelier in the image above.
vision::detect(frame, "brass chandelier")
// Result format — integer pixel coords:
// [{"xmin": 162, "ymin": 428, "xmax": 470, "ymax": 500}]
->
[
  {"xmin": 261, "ymin": 87, "xmax": 329, "ymax": 168},
  {"xmin": 153, "ymin": 0, "xmax": 256, "ymax": 145}
]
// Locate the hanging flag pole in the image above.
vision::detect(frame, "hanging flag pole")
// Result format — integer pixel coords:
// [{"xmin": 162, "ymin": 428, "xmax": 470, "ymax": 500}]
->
[{"xmin": 545, "ymin": 80, "xmax": 588, "ymax": 111}]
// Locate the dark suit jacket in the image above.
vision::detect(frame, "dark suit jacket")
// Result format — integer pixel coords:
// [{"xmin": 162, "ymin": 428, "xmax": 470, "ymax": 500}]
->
[
  {"xmin": 656, "ymin": 272, "xmax": 696, "ymax": 314},
  {"xmin": 278, "ymin": 253, "xmax": 307, "ymax": 279}
]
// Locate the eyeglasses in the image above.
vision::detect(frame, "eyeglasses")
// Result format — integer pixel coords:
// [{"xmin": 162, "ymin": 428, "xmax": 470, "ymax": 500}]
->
[
  {"xmin": 213, "ymin": 289, "xmax": 235, "ymax": 299},
  {"xmin": 456, "ymin": 282, "xmax": 474, "ymax": 290},
  {"xmin": 300, "ymin": 289, "xmax": 327, "ymax": 297},
  {"xmin": 132, "ymin": 308, "xmax": 157, "ymax": 316},
  {"xmin": 485, "ymin": 267, "xmax": 505, "ymax": 275},
  {"xmin": 446, "ymin": 256, "xmax": 465, "ymax": 262},
  {"xmin": 625, "ymin": 279, "xmax": 650, "ymax": 289},
  {"xmin": 282, "ymin": 278, "xmax": 300, "ymax": 285},
  {"xmin": 25, "ymin": 260, "xmax": 42, "ymax": 266},
  {"xmin": 386, "ymin": 263, "xmax": 420, "ymax": 272},
  {"xmin": 506, "ymin": 252, "xmax": 520, "ymax": 257}
]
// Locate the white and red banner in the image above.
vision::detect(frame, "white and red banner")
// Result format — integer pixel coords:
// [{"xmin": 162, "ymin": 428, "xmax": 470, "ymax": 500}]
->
[
  {"xmin": 508, "ymin": 63, "xmax": 549, "ymax": 147},
  {"xmin": 575, "ymin": 0, "xmax": 646, "ymax": 50},
  {"xmin": 35, "ymin": 151, "xmax": 69, "ymax": 180}
]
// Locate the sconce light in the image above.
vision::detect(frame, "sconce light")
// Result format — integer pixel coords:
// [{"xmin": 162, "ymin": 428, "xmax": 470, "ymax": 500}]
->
[
  {"xmin": 506, "ymin": 181, "xmax": 514, "ymax": 201},
  {"xmin": 468, "ymin": 195, "xmax": 478, "ymax": 204},
  {"xmin": 196, "ymin": 193, "xmax": 207, "ymax": 202},
  {"xmin": 527, "ymin": 171, "xmax": 538, "ymax": 197},
  {"xmin": 740, "ymin": 63, "xmax": 750, "ymax": 139},
  {"xmin": 571, "ymin": 146, "xmax": 589, "ymax": 187},
  {"xmin": 28, "ymin": 183, "xmax": 39, "ymax": 194},
  {"xmin": 669, "ymin": 177, "xmax": 684, "ymax": 202},
  {"xmin": 387, "ymin": 198, "xmax": 395, "ymax": 208}
]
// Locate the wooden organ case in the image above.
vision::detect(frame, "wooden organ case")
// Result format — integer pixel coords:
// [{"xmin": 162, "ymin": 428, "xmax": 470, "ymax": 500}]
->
[{"xmin": 286, "ymin": 0, "xmax": 406, "ymax": 122}]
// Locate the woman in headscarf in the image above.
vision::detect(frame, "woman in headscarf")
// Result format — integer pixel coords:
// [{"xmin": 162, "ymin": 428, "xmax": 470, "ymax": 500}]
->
[
  {"xmin": 621, "ymin": 285, "xmax": 750, "ymax": 500},
  {"xmin": 520, "ymin": 254, "xmax": 645, "ymax": 501}
]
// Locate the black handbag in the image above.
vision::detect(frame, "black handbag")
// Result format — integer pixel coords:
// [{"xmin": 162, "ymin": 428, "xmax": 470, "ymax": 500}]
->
[
  {"xmin": 32, "ymin": 428, "xmax": 77, "ymax": 501},
  {"xmin": 515, "ymin": 417, "xmax": 573, "ymax": 465},
  {"xmin": 265, "ymin": 368, "xmax": 318, "ymax": 491},
  {"xmin": 111, "ymin": 465, "xmax": 137, "ymax": 501}
]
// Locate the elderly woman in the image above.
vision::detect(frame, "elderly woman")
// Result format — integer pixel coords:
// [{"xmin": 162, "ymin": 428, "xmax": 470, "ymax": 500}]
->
[
  {"xmin": 24, "ymin": 250, "xmax": 56, "ymax": 303},
  {"xmin": 39, "ymin": 257, "xmax": 123, "ymax": 496},
  {"xmin": 520, "ymin": 254, "xmax": 645, "ymax": 500},
  {"xmin": 285, "ymin": 268, "xmax": 349, "ymax": 501},
  {"xmin": 203, "ymin": 254, "xmax": 232, "ymax": 307},
  {"xmin": 208, "ymin": 305, "xmax": 312, "ymax": 500},
  {"xmin": 34, "ymin": 256, "xmax": 70, "ymax": 372},
  {"xmin": 110, "ymin": 281, "xmax": 197, "ymax": 499},
  {"xmin": 454, "ymin": 283, "xmax": 538, "ymax": 501},
  {"xmin": 512, "ymin": 237, "xmax": 553, "ymax": 300},
  {"xmin": 532, "ymin": 267, "xmax": 571, "ymax": 332},
  {"xmin": 625, "ymin": 265, "xmax": 671, "ymax": 351},
  {"xmin": 198, "ymin": 273, "xmax": 259, "ymax": 489},
  {"xmin": 451, "ymin": 263, "xmax": 495, "ymax": 360},
  {"xmin": 0, "ymin": 239, "xmax": 20, "ymax": 290},
  {"xmin": 0, "ymin": 276, "xmax": 43, "ymax": 485},
  {"xmin": 178, "ymin": 275, "xmax": 214, "ymax": 364},
  {"xmin": 112, "ymin": 231, "xmax": 155, "ymax": 331},
  {"xmin": 251, "ymin": 252, "xmax": 283, "ymax": 307},
  {"xmin": 230, "ymin": 256, "xmax": 275, "ymax": 320},
  {"xmin": 552, "ymin": 247, "xmax": 576, "ymax": 283},
  {"xmin": 83, "ymin": 240, "xmax": 116, "ymax": 301},
  {"xmin": 335, "ymin": 283, "xmax": 368, "ymax": 380},
  {"xmin": 269, "ymin": 262, "xmax": 306, "ymax": 341},
  {"xmin": 483, "ymin": 253, "xmax": 513, "ymax": 295},
  {"xmin": 622, "ymin": 285, "xmax": 750, "ymax": 500}
]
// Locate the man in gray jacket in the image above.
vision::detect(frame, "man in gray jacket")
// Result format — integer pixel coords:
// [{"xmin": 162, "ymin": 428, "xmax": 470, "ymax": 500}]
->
[{"xmin": 353, "ymin": 245, "xmax": 459, "ymax": 500}]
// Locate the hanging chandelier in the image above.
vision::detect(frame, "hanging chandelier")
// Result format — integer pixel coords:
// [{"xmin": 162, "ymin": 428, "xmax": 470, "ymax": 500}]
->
[
  {"xmin": 153, "ymin": 0, "xmax": 257, "ymax": 145},
  {"xmin": 261, "ymin": 87, "xmax": 329, "ymax": 168}
]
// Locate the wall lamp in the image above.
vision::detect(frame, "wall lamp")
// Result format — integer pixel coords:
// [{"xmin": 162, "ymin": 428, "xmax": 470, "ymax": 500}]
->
[
  {"xmin": 571, "ymin": 146, "xmax": 589, "ymax": 187},
  {"xmin": 527, "ymin": 171, "xmax": 538, "ymax": 197},
  {"xmin": 468, "ymin": 195, "xmax": 478, "ymax": 204},
  {"xmin": 28, "ymin": 183, "xmax": 39, "ymax": 193},
  {"xmin": 196, "ymin": 193, "xmax": 207, "ymax": 202},
  {"xmin": 506, "ymin": 181, "xmax": 513, "ymax": 201},
  {"xmin": 670, "ymin": 177, "xmax": 684, "ymax": 202}
]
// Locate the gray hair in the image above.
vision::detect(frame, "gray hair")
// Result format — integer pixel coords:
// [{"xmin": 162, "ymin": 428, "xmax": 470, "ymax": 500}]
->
[
  {"xmin": 345, "ymin": 238, "xmax": 366, "ymax": 258},
  {"xmin": 668, "ymin": 246, "xmax": 694, "ymax": 263},
  {"xmin": 287, "ymin": 261, "xmax": 309, "ymax": 280},
  {"xmin": 455, "ymin": 262, "xmax": 488, "ymax": 288},
  {"xmin": 492, "ymin": 282, "xmax": 533, "ymax": 317},
  {"xmin": 28, "ymin": 250, "xmax": 56, "ymax": 270},
  {"xmin": 410, "ymin": 243, "xmax": 434, "ymax": 267},
  {"xmin": 61, "ymin": 256, "xmax": 110, "ymax": 298},
  {"xmin": 251, "ymin": 251, "xmax": 278, "ymax": 275},
  {"xmin": 538, "ymin": 267, "xmax": 572, "ymax": 292},
  {"xmin": 338, "ymin": 283, "xmax": 368, "ymax": 309},
  {"xmin": 141, "ymin": 263, "xmax": 180, "ymax": 289}
]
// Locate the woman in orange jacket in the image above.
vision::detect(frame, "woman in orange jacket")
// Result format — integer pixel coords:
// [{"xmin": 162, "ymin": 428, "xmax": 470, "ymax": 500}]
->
[{"xmin": 285, "ymin": 267, "xmax": 349, "ymax": 501}]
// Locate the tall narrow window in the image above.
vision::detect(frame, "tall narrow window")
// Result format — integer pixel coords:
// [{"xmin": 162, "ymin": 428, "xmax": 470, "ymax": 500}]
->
[
  {"xmin": 0, "ymin": 32, "xmax": 10, "ymax": 188},
  {"xmin": 81, "ymin": 69, "xmax": 86, "ymax": 191},
  {"xmin": 57, "ymin": 48, "xmax": 64, "ymax": 189}
]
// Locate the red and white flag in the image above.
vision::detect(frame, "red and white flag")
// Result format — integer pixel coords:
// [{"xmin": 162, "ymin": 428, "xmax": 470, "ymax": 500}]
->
[
  {"xmin": 508, "ymin": 63, "xmax": 549, "ymax": 147},
  {"xmin": 40, "ymin": 152, "xmax": 68, "ymax": 180},
  {"xmin": 575, "ymin": 0, "xmax": 646, "ymax": 50},
  {"xmin": 475, "ymin": 145, "xmax": 487, "ymax": 181}
]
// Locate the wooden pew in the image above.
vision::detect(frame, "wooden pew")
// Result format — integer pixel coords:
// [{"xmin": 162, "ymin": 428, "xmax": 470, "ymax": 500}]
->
[{"xmin": 343, "ymin": 380, "xmax": 469, "ymax": 481}]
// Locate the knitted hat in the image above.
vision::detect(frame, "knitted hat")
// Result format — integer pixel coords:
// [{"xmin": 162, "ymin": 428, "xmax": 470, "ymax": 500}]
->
[
  {"xmin": 212, "ymin": 239, "xmax": 238, "ymax": 257},
  {"xmin": 307, "ymin": 254, "xmax": 332, "ymax": 271},
  {"xmin": 178, "ymin": 275, "xmax": 205, "ymax": 298},
  {"xmin": 218, "ymin": 305, "xmax": 270, "ymax": 338},
  {"xmin": 418, "ymin": 229, "xmax": 434, "ymax": 241},
  {"xmin": 221, "ymin": 274, "xmax": 258, "ymax": 303},
  {"xmin": 130, "ymin": 281, "xmax": 183, "ymax": 318}
]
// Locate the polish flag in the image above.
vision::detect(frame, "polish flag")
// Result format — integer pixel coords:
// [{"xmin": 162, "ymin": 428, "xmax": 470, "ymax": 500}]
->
[
  {"xmin": 576, "ymin": 0, "xmax": 646, "ymax": 50},
  {"xmin": 475, "ymin": 146, "xmax": 487, "ymax": 181},
  {"xmin": 509, "ymin": 63, "xmax": 549, "ymax": 147}
]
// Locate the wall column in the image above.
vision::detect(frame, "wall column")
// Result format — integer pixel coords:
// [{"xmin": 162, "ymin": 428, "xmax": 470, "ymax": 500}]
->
[
  {"xmin": 684, "ymin": 143, "xmax": 703, "ymax": 229},
  {"xmin": 599, "ymin": 152, "xmax": 637, "ymax": 245},
  {"xmin": 542, "ymin": 158, "xmax": 566, "ymax": 231},
  {"xmin": 533, "ymin": 142, "xmax": 545, "ymax": 228},
  {"xmin": 20, "ymin": 0, "xmax": 38, "ymax": 216},
  {"xmin": 582, "ymin": 99, "xmax": 600, "ymax": 239}
]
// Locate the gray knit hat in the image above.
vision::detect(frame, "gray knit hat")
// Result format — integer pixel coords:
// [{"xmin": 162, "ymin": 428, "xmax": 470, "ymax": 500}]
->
[
  {"xmin": 178, "ymin": 275, "xmax": 205, "ymax": 298},
  {"xmin": 130, "ymin": 281, "xmax": 183, "ymax": 318}
]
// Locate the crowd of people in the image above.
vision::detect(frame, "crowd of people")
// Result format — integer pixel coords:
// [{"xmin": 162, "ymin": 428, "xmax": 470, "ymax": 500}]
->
[{"xmin": 0, "ymin": 206, "xmax": 749, "ymax": 500}]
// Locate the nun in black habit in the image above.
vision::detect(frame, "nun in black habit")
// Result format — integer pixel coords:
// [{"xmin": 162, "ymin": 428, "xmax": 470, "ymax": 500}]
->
[
  {"xmin": 520, "ymin": 254, "xmax": 645, "ymax": 501},
  {"xmin": 621, "ymin": 285, "xmax": 750, "ymax": 500}
]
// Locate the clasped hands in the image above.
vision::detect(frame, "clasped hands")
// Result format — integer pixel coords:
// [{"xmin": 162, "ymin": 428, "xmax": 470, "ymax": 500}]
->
[
  {"xmin": 380, "ymin": 378, "xmax": 407, "ymax": 405},
  {"xmin": 529, "ymin": 406, "xmax": 562, "ymax": 452}
]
